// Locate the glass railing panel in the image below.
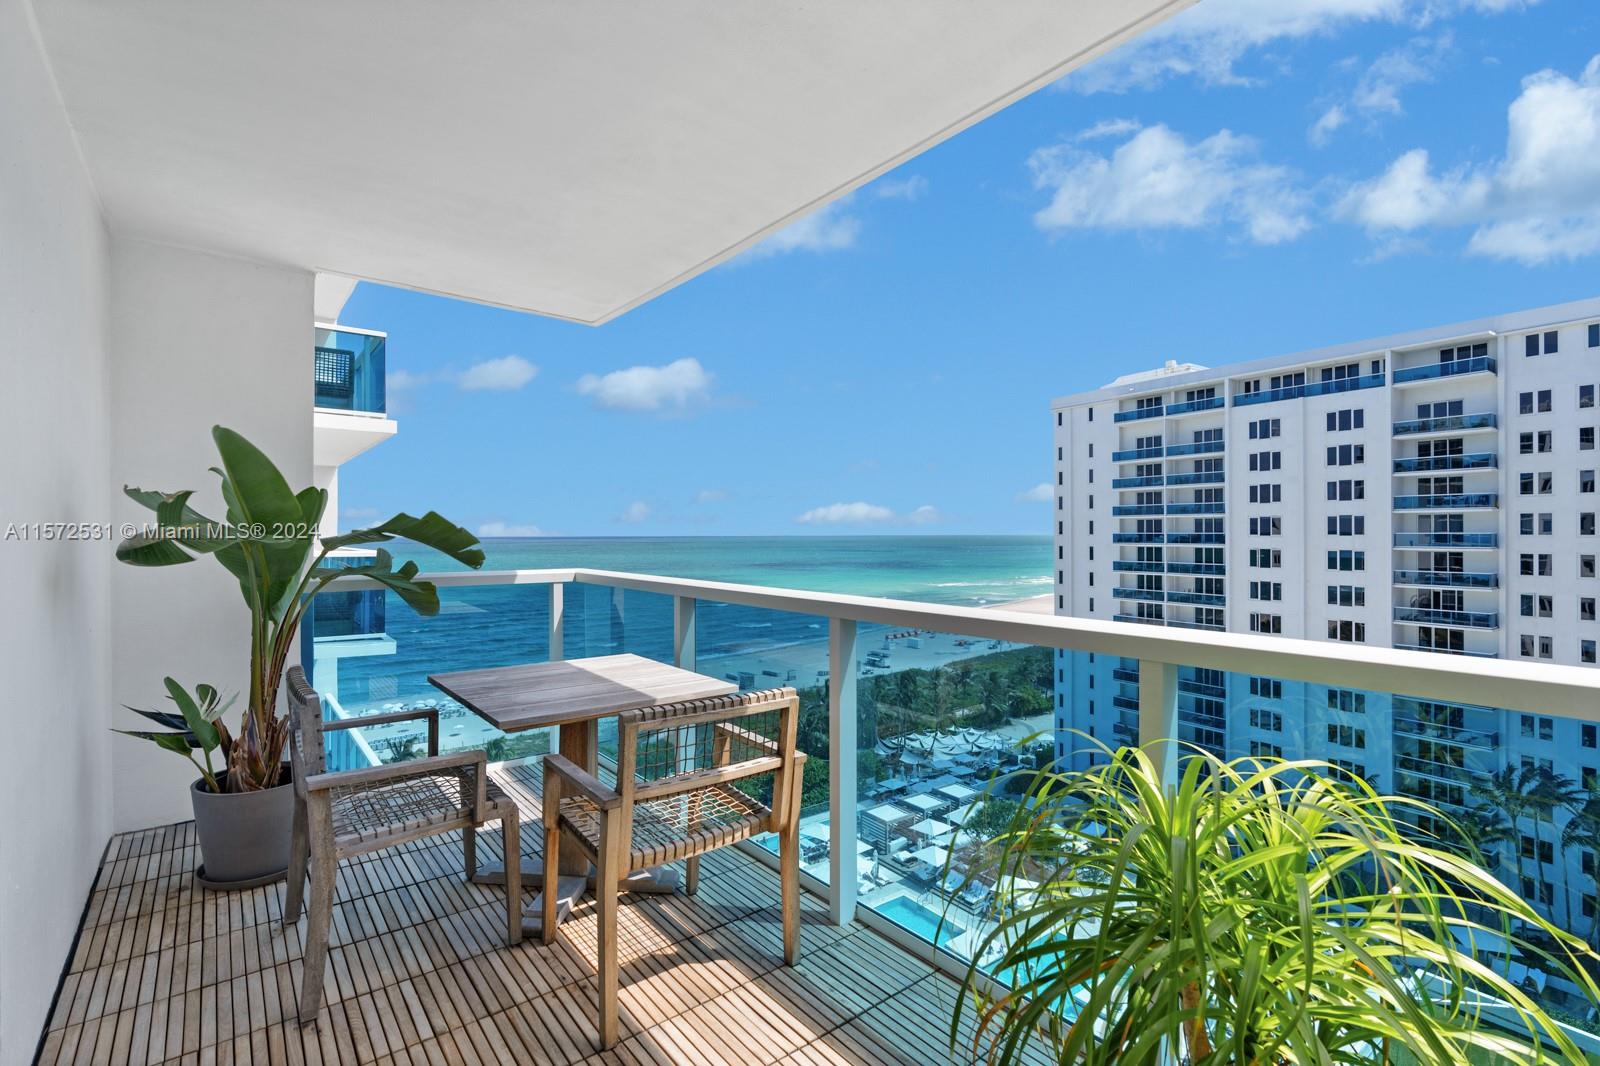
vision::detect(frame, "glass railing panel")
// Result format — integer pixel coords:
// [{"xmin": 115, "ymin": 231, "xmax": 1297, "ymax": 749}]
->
[
  {"xmin": 1392, "ymin": 453, "xmax": 1498, "ymax": 473},
  {"xmin": 1112, "ymin": 406, "xmax": 1165, "ymax": 423},
  {"xmin": 1111, "ymin": 531, "xmax": 1164, "ymax": 543},
  {"xmin": 1110, "ymin": 475, "xmax": 1164, "ymax": 488},
  {"xmin": 1393, "ymin": 606, "xmax": 1499, "ymax": 628},
  {"xmin": 1164, "ymin": 471, "xmax": 1224, "ymax": 485},
  {"xmin": 1110, "ymin": 560, "xmax": 1164, "ymax": 572},
  {"xmin": 1392, "ymin": 412, "xmax": 1498, "ymax": 435},
  {"xmin": 1304, "ymin": 373, "xmax": 1385, "ymax": 396},
  {"xmin": 1393, "ymin": 493, "xmax": 1499, "ymax": 510},
  {"xmin": 1111, "ymin": 587, "xmax": 1164, "ymax": 601},
  {"xmin": 1165, "ymin": 396, "xmax": 1223, "ymax": 415},
  {"xmin": 1394, "ymin": 531, "xmax": 1498, "ymax": 548},
  {"xmin": 1165, "ymin": 561, "xmax": 1226, "ymax": 575},
  {"xmin": 1392, "ymin": 570, "xmax": 1500, "ymax": 589},
  {"xmin": 1165, "ymin": 501, "xmax": 1224, "ymax": 515},
  {"xmin": 856, "ymin": 632, "xmax": 1055, "ymax": 980},
  {"xmin": 313, "ymin": 327, "xmax": 386, "ymax": 414},
  {"xmin": 1111, "ymin": 503, "xmax": 1163, "ymax": 516},
  {"xmin": 695, "ymin": 599, "xmax": 832, "ymax": 882},
  {"xmin": 1164, "ymin": 440, "xmax": 1224, "ymax": 456},
  {"xmin": 1111, "ymin": 445, "xmax": 1164, "ymax": 461},
  {"xmin": 1393, "ymin": 356, "xmax": 1497, "ymax": 383}
]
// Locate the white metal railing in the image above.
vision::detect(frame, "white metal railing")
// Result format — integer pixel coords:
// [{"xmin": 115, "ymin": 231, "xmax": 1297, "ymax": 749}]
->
[{"xmin": 322, "ymin": 566, "xmax": 1600, "ymax": 979}]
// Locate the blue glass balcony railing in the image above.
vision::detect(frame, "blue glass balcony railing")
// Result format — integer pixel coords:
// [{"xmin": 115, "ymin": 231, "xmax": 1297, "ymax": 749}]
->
[
  {"xmin": 1165, "ymin": 617, "xmax": 1225, "ymax": 631},
  {"xmin": 1112, "ymin": 587, "xmax": 1165, "ymax": 601},
  {"xmin": 1111, "ymin": 560, "xmax": 1164, "ymax": 572},
  {"xmin": 1393, "ymin": 570, "xmax": 1499, "ymax": 589},
  {"xmin": 1165, "ymin": 396, "xmax": 1223, "ymax": 416},
  {"xmin": 1393, "ymin": 493, "xmax": 1498, "ymax": 510},
  {"xmin": 1394, "ymin": 606, "xmax": 1499, "ymax": 629},
  {"xmin": 1167, "ymin": 590, "xmax": 1225, "ymax": 606},
  {"xmin": 1111, "ymin": 666, "xmax": 1141, "ymax": 684},
  {"xmin": 1164, "ymin": 471, "xmax": 1224, "ymax": 485},
  {"xmin": 1392, "ymin": 453, "xmax": 1497, "ymax": 473},
  {"xmin": 1233, "ymin": 383, "xmax": 1304, "ymax": 406},
  {"xmin": 1177, "ymin": 675, "xmax": 1226, "ymax": 697},
  {"xmin": 1165, "ymin": 501, "xmax": 1224, "ymax": 515},
  {"xmin": 314, "ymin": 327, "xmax": 387, "ymax": 414},
  {"xmin": 1111, "ymin": 475, "xmax": 1164, "ymax": 488},
  {"xmin": 1165, "ymin": 440, "xmax": 1224, "ymax": 456},
  {"xmin": 1112, "ymin": 445, "xmax": 1164, "ymax": 461},
  {"xmin": 1231, "ymin": 373, "xmax": 1384, "ymax": 407},
  {"xmin": 1113, "ymin": 405, "xmax": 1166, "ymax": 423},
  {"xmin": 1165, "ymin": 531, "xmax": 1225, "ymax": 544},
  {"xmin": 1393, "ymin": 356, "xmax": 1497, "ymax": 384},
  {"xmin": 1394, "ymin": 642, "xmax": 1498, "ymax": 657},
  {"xmin": 1164, "ymin": 561, "xmax": 1225, "ymax": 575},
  {"xmin": 1394, "ymin": 531, "xmax": 1498, "ymax": 548},
  {"xmin": 1112, "ymin": 504, "xmax": 1164, "ymax": 516},
  {"xmin": 1392, "ymin": 412, "xmax": 1498, "ymax": 436},
  {"xmin": 1111, "ymin": 694, "xmax": 1141, "ymax": 711},
  {"xmin": 1112, "ymin": 532, "xmax": 1164, "ymax": 543},
  {"xmin": 1113, "ymin": 613, "xmax": 1165, "ymax": 626}
]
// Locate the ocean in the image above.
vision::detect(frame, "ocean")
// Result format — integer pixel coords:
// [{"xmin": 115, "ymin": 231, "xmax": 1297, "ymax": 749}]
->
[{"xmin": 310, "ymin": 535, "xmax": 1052, "ymax": 748}]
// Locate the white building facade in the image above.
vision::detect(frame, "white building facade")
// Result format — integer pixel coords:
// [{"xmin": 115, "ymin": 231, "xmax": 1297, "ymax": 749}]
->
[{"xmin": 1052, "ymin": 297, "xmax": 1600, "ymax": 928}]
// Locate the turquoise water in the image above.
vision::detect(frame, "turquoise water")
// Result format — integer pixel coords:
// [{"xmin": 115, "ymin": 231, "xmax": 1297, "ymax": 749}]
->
[{"xmin": 876, "ymin": 895, "xmax": 967, "ymax": 948}]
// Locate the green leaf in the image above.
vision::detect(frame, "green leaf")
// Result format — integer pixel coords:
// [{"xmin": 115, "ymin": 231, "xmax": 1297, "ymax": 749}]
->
[
  {"xmin": 164, "ymin": 677, "xmax": 220, "ymax": 753},
  {"xmin": 115, "ymin": 531, "xmax": 197, "ymax": 567},
  {"xmin": 318, "ymin": 550, "xmax": 442, "ymax": 616},
  {"xmin": 114, "ymin": 729, "xmax": 196, "ymax": 757},
  {"xmin": 321, "ymin": 511, "xmax": 485, "ymax": 569},
  {"xmin": 121, "ymin": 486, "xmax": 235, "ymax": 553},
  {"xmin": 211, "ymin": 426, "xmax": 302, "ymax": 528}
]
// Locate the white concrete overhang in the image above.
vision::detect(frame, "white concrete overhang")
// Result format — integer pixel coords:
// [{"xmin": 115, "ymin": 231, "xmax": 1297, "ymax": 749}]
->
[
  {"xmin": 32, "ymin": 0, "xmax": 1195, "ymax": 324},
  {"xmin": 313, "ymin": 409, "xmax": 398, "ymax": 468}
]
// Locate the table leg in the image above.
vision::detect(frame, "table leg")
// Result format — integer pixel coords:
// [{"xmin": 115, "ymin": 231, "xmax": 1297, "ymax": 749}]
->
[{"xmin": 512, "ymin": 720, "xmax": 602, "ymax": 937}]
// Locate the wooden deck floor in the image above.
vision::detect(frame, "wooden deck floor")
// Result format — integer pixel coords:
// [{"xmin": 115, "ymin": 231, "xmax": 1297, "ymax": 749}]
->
[{"xmin": 37, "ymin": 760, "xmax": 1043, "ymax": 1065}]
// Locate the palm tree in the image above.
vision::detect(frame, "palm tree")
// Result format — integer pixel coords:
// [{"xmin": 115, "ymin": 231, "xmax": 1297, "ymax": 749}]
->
[
  {"xmin": 955, "ymin": 747, "xmax": 1600, "ymax": 1065},
  {"xmin": 1561, "ymin": 793, "xmax": 1600, "ymax": 947},
  {"xmin": 1524, "ymin": 767, "xmax": 1583, "ymax": 928},
  {"xmin": 1456, "ymin": 802, "xmax": 1515, "ymax": 873},
  {"xmin": 1471, "ymin": 765, "xmax": 1534, "ymax": 894}
]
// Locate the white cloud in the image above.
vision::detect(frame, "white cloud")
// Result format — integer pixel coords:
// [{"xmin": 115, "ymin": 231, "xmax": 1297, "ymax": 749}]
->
[
  {"xmin": 694, "ymin": 489, "xmax": 728, "ymax": 504},
  {"xmin": 1311, "ymin": 35, "xmax": 1452, "ymax": 145},
  {"xmin": 1063, "ymin": 0, "xmax": 1531, "ymax": 93},
  {"xmin": 747, "ymin": 198, "xmax": 861, "ymax": 258},
  {"xmin": 618, "ymin": 501, "xmax": 651, "ymax": 524},
  {"xmin": 458, "ymin": 355, "xmax": 538, "ymax": 392},
  {"xmin": 907, "ymin": 505, "xmax": 941, "ymax": 525},
  {"xmin": 1309, "ymin": 105, "xmax": 1349, "ymax": 147},
  {"xmin": 795, "ymin": 502, "xmax": 895, "ymax": 525},
  {"xmin": 1077, "ymin": 117, "xmax": 1144, "ymax": 141},
  {"xmin": 341, "ymin": 505, "xmax": 380, "ymax": 522},
  {"xmin": 477, "ymin": 521, "xmax": 544, "ymax": 537},
  {"xmin": 872, "ymin": 175, "xmax": 929, "ymax": 201},
  {"xmin": 386, "ymin": 369, "xmax": 429, "ymax": 391},
  {"xmin": 1030, "ymin": 123, "xmax": 1311, "ymax": 245},
  {"xmin": 1339, "ymin": 54, "xmax": 1600, "ymax": 263},
  {"xmin": 576, "ymin": 358, "xmax": 713, "ymax": 412},
  {"xmin": 1017, "ymin": 483, "xmax": 1054, "ymax": 503}
]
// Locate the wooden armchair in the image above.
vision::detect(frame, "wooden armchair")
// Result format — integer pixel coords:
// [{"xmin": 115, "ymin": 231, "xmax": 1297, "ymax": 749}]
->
[
  {"xmin": 542, "ymin": 688, "xmax": 806, "ymax": 1049},
  {"xmin": 281, "ymin": 666, "xmax": 522, "ymax": 1023}
]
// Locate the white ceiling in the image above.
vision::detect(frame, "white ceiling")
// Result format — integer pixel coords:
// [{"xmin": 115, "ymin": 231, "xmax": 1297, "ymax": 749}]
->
[{"xmin": 34, "ymin": 1, "xmax": 1193, "ymax": 324}]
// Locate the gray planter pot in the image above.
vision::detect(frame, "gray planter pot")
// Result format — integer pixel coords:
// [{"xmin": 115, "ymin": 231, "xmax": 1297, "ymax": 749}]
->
[{"xmin": 190, "ymin": 768, "xmax": 294, "ymax": 889}]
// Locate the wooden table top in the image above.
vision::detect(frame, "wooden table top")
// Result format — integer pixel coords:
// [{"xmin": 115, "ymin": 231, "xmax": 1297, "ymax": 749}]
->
[{"xmin": 428, "ymin": 653, "xmax": 738, "ymax": 733}]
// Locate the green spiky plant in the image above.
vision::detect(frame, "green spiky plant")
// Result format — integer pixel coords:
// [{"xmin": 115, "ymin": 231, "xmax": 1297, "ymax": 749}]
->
[
  {"xmin": 954, "ymin": 744, "xmax": 1600, "ymax": 1065},
  {"xmin": 115, "ymin": 425, "xmax": 484, "ymax": 793}
]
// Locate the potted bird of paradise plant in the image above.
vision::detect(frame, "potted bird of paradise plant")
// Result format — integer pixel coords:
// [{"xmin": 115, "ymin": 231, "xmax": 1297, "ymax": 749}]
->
[{"xmin": 116, "ymin": 426, "xmax": 484, "ymax": 887}]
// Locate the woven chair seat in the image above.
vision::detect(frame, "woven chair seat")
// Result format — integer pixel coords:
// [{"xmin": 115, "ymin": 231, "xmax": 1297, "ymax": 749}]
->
[
  {"xmin": 330, "ymin": 767, "xmax": 515, "ymax": 849},
  {"xmin": 559, "ymin": 783, "xmax": 771, "ymax": 871}
]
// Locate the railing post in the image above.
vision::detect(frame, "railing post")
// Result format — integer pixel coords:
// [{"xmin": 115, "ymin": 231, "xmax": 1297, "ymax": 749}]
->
[
  {"xmin": 674, "ymin": 596, "xmax": 696, "ymax": 670},
  {"xmin": 546, "ymin": 582, "xmax": 565, "ymax": 752},
  {"xmin": 1138, "ymin": 659, "xmax": 1179, "ymax": 787},
  {"xmin": 828, "ymin": 618, "xmax": 858, "ymax": 925}
]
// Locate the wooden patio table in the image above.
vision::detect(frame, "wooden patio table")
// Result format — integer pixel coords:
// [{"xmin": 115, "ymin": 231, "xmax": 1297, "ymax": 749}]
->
[{"xmin": 429, "ymin": 653, "xmax": 737, "ymax": 935}]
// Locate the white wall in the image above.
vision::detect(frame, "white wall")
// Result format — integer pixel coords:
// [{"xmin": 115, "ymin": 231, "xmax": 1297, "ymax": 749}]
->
[
  {"xmin": 109, "ymin": 238, "xmax": 313, "ymax": 834},
  {"xmin": 0, "ymin": 0, "xmax": 113, "ymax": 1060}
]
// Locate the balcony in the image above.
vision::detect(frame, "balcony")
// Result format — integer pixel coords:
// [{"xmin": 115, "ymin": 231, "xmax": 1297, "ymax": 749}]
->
[
  {"xmin": 1393, "ymin": 642, "xmax": 1500, "ymax": 658},
  {"xmin": 1112, "ymin": 531, "xmax": 1164, "ymax": 543},
  {"xmin": 1231, "ymin": 374, "xmax": 1384, "ymax": 407},
  {"xmin": 1165, "ymin": 617, "xmax": 1224, "ymax": 631},
  {"xmin": 1233, "ymin": 382, "xmax": 1305, "ymax": 406},
  {"xmin": 1167, "ymin": 590, "xmax": 1225, "ymax": 606},
  {"xmin": 1112, "ymin": 445, "xmax": 1164, "ymax": 461},
  {"xmin": 1164, "ymin": 561, "xmax": 1225, "ymax": 575},
  {"xmin": 1113, "ymin": 612, "xmax": 1165, "ymax": 626},
  {"xmin": 1165, "ymin": 395, "xmax": 1223, "ymax": 416},
  {"xmin": 1165, "ymin": 501, "xmax": 1224, "ymax": 515},
  {"xmin": 1392, "ymin": 493, "xmax": 1498, "ymax": 510},
  {"xmin": 1111, "ymin": 560, "xmax": 1164, "ymax": 573},
  {"xmin": 1393, "ymin": 531, "xmax": 1498, "ymax": 549},
  {"xmin": 313, "ymin": 326, "xmax": 387, "ymax": 414},
  {"xmin": 1112, "ymin": 693, "xmax": 1140, "ymax": 711},
  {"xmin": 1113, "ymin": 404, "xmax": 1166, "ymax": 423},
  {"xmin": 1164, "ymin": 470, "xmax": 1224, "ymax": 485},
  {"xmin": 1165, "ymin": 531, "xmax": 1225, "ymax": 544},
  {"xmin": 1111, "ymin": 475, "xmax": 1164, "ymax": 489},
  {"xmin": 1392, "ymin": 453, "xmax": 1497, "ymax": 473},
  {"xmin": 1393, "ymin": 570, "xmax": 1499, "ymax": 589},
  {"xmin": 1112, "ymin": 503, "xmax": 1164, "ymax": 516},
  {"xmin": 1112, "ymin": 587, "xmax": 1165, "ymax": 602},
  {"xmin": 1394, "ymin": 606, "xmax": 1500, "ymax": 629},
  {"xmin": 1392, "ymin": 356, "xmax": 1497, "ymax": 385},
  {"xmin": 1165, "ymin": 439, "xmax": 1223, "ymax": 456},
  {"xmin": 1177, "ymin": 676, "xmax": 1226, "ymax": 697},
  {"xmin": 1111, "ymin": 666, "xmax": 1141, "ymax": 683},
  {"xmin": 1392, "ymin": 412, "xmax": 1498, "ymax": 436}
]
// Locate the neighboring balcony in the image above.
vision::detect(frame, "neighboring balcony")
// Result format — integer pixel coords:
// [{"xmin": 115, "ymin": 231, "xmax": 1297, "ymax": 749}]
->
[
  {"xmin": 1165, "ymin": 561, "xmax": 1225, "ymax": 575},
  {"xmin": 1392, "ymin": 453, "xmax": 1497, "ymax": 474},
  {"xmin": 1392, "ymin": 356, "xmax": 1497, "ymax": 385},
  {"xmin": 1112, "ymin": 587, "xmax": 1165, "ymax": 602},
  {"xmin": 1113, "ymin": 404, "xmax": 1166, "ymax": 423},
  {"xmin": 1392, "ymin": 493, "xmax": 1498, "ymax": 511},
  {"xmin": 1393, "ymin": 606, "xmax": 1499, "ymax": 629},
  {"xmin": 1393, "ymin": 569, "xmax": 1499, "ymax": 589},
  {"xmin": 1393, "ymin": 642, "xmax": 1499, "ymax": 658},
  {"xmin": 1166, "ymin": 590, "xmax": 1225, "ymax": 606},
  {"xmin": 1231, "ymin": 373, "xmax": 1384, "ymax": 407},
  {"xmin": 1111, "ymin": 666, "xmax": 1141, "ymax": 683},
  {"xmin": 1113, "ymin": 612, "xmax": 1165, "ymax": 625},
  {"xmin": 1165, "ymin": 395, "xmax": 1223, "ymax": 416},
  {"xmin": 1112, "ymin": 531, "xmax": 1164, "ymax": 543},
  {"xmin": 1112, "ymin": 503, "xmax": 1164, "ymax": 516},
  {"xmin": 1392, "ymin": 412, "xmax": 1498, "ymax": 436},
  {"xmin": 1393, "ymin": 531, "xmax": 1498, "ymax": 549},
  {"xmin": 1165, "ymin": 501, "xmax": 1224, "ymax": 515},
  {"xmin": 1165, "ymin": 531, "xmax": 1225, "ymax": 544},
  {"xmin": 1164, "ymin": 439, "xmax": 1223, "ymax": 456},
  {"xmin": 1165, "ymin": 617, "xmax": 1224, "ymax": 632},
  {"xmin": 1111, "ymin": 559, "xmax": 1164, "ymax": 572},
  {"xmin": 1164, "ymin": 470, "xmax": 1224, "ymax": 485},
  {"xmin": 1111, "ymin": 474, "xmax": 1164, "ymax": 489},
  {"xmin": 1112, "ymin": 445, "xmax": 1164, "ymax": 461},
  {"xmin": 1112, "ymin": 693, "xmax": 1141, "ymax": 711},
  {"xmin": 314, "ymin": 325, "xmax": 387, "ymax": 414}
]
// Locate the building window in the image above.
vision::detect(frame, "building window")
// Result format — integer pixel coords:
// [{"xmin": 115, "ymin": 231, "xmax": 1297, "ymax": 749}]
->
[
  {"xmin": 1249, "ymin": 676, "xmax": 1282, "ymax": 699},
  {"xmin": 1585, "ymin": 470, "xmax": 1597, "ymax": 494},
  {"xmin": 1328, "ymin": 584, "xmax": 1366, "ymax": 607},
  {"xmin": 1585, "ymin": 514, "xmax": 1597, "ymax": 536},
  {"xmin": 1327, "ymin": 620, "xmax": 1366, "ymax": 643},
  {"xmin": 1590, "ymin": 323, "xmax": 1600, "ymax": 347},
  {"xmin": 1326, "ymin": 409, "xmax": 1365, "ymax": 432},
  {"xmin": 1326, "ymin": 479, "xmax": 1365, "ymax": 501},
  {"xmin": 1584, "ymin": 427, "xmax": 1596, "ymax": 450},
  {"xmin": 1583, "ymin": 724, "xmax": 1597, "ymax": 748},
  {"xmin": 1583, "ymin": 384, "xmax": 1596, "ymax": 409},
  {"xmin": 1541, "ymin": 389, "xmax": 1553, "ymax": 412},
  {"xmin": 1327, "ymin": 723, "xmax": 1367, "ymax": 748},
  {"xmin": 1328, "ymin": 689, "xmax": 1366, "ymax": 713},
  {"xmin": 1327, "ymin": 549, "xmax": 1366, "ymax": 572},
  {"xmin": 1583, "ymin": 639, "xmax": 1597, "ymax": 664},
  {"xmin": 1583, "ymin": 555, "xmax": 1596, "ymax": 578},
  {"xmin": 1250, "ymin": 741, "xmax": 1284, "ymax": 758},
  {"xmin": 1326, "ymin": 444, "xmax": 1365, "ymax": 466},
  {"xmin": 1249, "ymin": 613, "xmax": 1282, "ymax": 634},
  {"xmin": 1520, "ymin": 391, "xmax": 1534, "ymax": 414}
]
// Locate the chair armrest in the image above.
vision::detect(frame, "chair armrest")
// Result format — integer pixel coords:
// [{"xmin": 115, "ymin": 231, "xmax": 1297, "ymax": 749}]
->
[
  {"xmin": 713, "ymin": 721, "xmax": 779, "ymax": 756},
  {"xmin": 544, "ymin": 754, "xmax": 621, "ymax": 811},
  {"xmin": 323, "ymin": 707, "xmax": 439, "ymax": 756},
  {"xmin": 303, "ymin": 750, "xmax": 488, "ymax": 816}
]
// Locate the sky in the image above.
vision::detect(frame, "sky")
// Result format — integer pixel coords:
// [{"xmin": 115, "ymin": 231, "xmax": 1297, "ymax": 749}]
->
[{"xmin": 336, "ymin": 0, "xmax": 1600, "ymax": 539}]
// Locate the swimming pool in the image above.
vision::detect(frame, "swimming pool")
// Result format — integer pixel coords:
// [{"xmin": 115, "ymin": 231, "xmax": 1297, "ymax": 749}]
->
[{"xmin": 873, "ymin": 895, "xmax": 966, "ymax": 948}]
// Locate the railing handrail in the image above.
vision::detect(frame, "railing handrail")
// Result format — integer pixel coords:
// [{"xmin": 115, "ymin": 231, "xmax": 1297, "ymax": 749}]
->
[{"xmin": 321, "ymin": 566, "xmax": 1600, "ymax": 719}]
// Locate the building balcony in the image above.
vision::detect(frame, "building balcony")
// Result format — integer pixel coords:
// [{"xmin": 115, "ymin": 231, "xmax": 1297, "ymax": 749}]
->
[
  {"xmin": 1112, "ymin": 531, "xmax": 1164, "ymax": 544},
  {"xmin": 1392, "ymin": 356, "xmax": 1497, "ymax": 385},
  {"xmin": 1165, "ymin": 395, "xmax": 1224, "ymax": 416},
  {"xmin": 1112, "ymin": 503, "xmax": 1164, "ymax": 516},
  {"xmin": 1392, "ymin": 715, "xmax": 1499, "ymax": 751},
  {"xmin": 1164, "ymin": 561, "xmax": 1225, "ymax": 575},
  {"xmin": 1392, "ymin": 493, "xmax": 1498, "ymax": 511},
  {"xmin": 1164, "ymin": 470, "xmax": 1224, "ymax": 485},
  {"xmin": 1392, "ymin": 453, "xmax": 1497, "ymax": 474},
  {"xmin": 1166, "ymin": 590, "xmax": 1225, "ymax": 606},
  {"xmin": 1113, "ymin": 405, "xmax": 1166, "ymax": 423},
  {"xmin": 1231, "ymin": 373, "xmax": 1384, "ymax": 407},
  {"xmin": 1165, "ymin": 617, "xmax": 1225, "ymax": 631},
  {"xmin": 1112, "ymin": 445, "xmax": 1165, "ymax": 461},
  {"xmin": 1112, "ymin": 719, "xmax": 1138, "ymax": 742},
  {"xmin": 1394, "ymin": 753, "xmax": 1491, "ymax": 786},
  {"xmin": 1394, "ymin": 606, "xmax": 1499, "ymax": 629},
  {"xmin": 1392, "ymin": 570, "xmax": 1500, "ymax": 589},
  {"xmin": 1393, "ymin": 642, "xmax": 1500, "ymax": 658},
  {"xmin": 1113, "ymin": 612, "xmax": 1165, "ymax": 626},
  {"xmin": 314, "ymin": 325, "xmax": 387, "ymax": 414},
  {"xmin": 1165, "ymin": 439, "xmax": 1224, "ymax": 457},
  {"xmin": 1112, "ymin": 587, "xmax": 1165, "ymax": 602},
  {"xmin": 1392, "ymin": 412, "xmax": 1498, "ymax": 436},
  {"xmin": 1112, "ymin": 693, "xmax": 1140, "ymax": 711},
  {"xmin": 1177, "ymin": 676, "xmax": 1226, "ymax": 698},
  {"xmin": 1393, "ymin": 531, "xmax": 1498, "ymax": 549},
  {"xmin": 1111, "ymin": 560, "xmax": 1164, "ymax": 573},
  {"xmin": 1111, "ymin": 666, "xmax": 1141, "ymax": 684},
  {"xmin": 1165, "ymin": 501, "xmax": 1224, "ymax": 515},
  {"xmin": 1165, "ymin": 531, "xmax": 1225, "ymax": 544},
  {"xmin": 1233, "ymin": 383, "xmax": 1305, "ymax": 406},
  {"xmin": 1111, "ymin": 475, "xmax": 1165, "ymax": 488}
]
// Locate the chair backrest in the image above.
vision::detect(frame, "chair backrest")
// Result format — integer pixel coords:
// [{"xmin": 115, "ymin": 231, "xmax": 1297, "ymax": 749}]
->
[
  {"xmin": 615, "ymin": 688, "xmax": 800, "ymax": 833},
  {"xmin": 284, "ymin": 665, "xmax": 326, "ymax": 798}
]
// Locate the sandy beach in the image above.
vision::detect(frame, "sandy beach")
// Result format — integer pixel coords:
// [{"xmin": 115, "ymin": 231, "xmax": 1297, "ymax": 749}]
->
[{"xmin": 989, "ymin": 593, "xmax": 1053, "ymax": 616}]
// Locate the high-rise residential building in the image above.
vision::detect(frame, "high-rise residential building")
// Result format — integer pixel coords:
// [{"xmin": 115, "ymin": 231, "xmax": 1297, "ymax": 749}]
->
[{"xmin": 1052, "ymin": 296, "xmax": 1600, "ymax": 927}]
